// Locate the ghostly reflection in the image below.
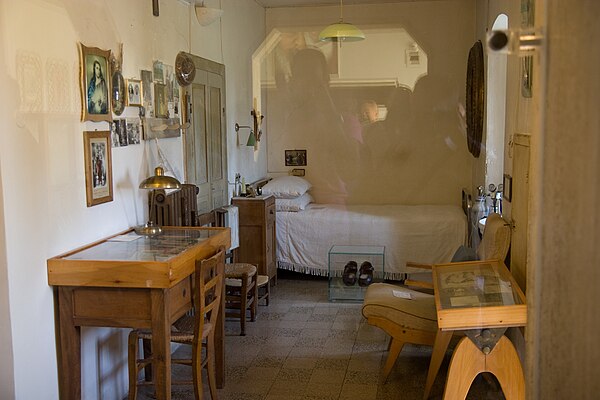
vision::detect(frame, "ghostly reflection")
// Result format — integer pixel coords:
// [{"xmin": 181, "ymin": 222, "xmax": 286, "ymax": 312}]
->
[{"xmin": 258, "ymin": 27, "xmax": 430, "ymax": 204}]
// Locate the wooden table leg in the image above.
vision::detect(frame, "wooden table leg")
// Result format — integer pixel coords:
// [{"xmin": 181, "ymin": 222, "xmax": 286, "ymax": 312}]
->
[
  {"xmin": 485, "ymin": 336, "xmax": 525, "ymax": 400},
  {"xmin": 216, "ymin": 279, "xmax": 225, "ymax": 388},
  {"xmin": 151, "ymin": 289, "xmax": 171, "ymax": 400},
  {"xmin": 441, "ymin": 335, "xmax": 525, "ymax": 400},
  {"xmin": 423, "ymin": 330, "xmax": 453, "ymax": 400},
  {"xmin": 57, "ymin": 287, "xmax": 81, "ymax": 400},
  {"xmin": 442, "ymin": 336, "xmax": 485, "ymax": 400}
]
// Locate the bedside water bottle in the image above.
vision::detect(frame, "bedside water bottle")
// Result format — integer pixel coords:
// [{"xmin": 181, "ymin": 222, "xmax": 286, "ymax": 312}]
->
[{"xmin": 470, "ymin": 186, "xmax": 488, "ymax": 248}]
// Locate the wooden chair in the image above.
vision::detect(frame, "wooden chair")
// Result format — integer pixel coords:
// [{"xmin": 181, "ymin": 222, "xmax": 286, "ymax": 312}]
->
[
  {"xmin": 256, "ymin": 274, "xmax": 270, "ymax": 306},
  {"xmin": 195, "ymin": 208, "xmax": 259, "ymax": 335},
  {"xmin": 224, "ymin": 263, "xmax": 258, "ymax": 335},
  {"xmin": 362, "ymin": 213, "xmax": 511, "ymax": 382},
  {"xmin": 127, "ymin": 248, "xmax": 225, "ymax": 400}
]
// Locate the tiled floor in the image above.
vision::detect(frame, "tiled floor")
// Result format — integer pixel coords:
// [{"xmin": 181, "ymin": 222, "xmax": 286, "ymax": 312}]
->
[{"xmin": 132, "ymin": 273, "xmax": 505, "ymax": 399}]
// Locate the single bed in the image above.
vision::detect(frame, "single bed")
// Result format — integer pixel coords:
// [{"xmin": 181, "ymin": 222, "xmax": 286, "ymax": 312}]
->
[{"xmin": 276, "ymin": 203, "xmax": 467, "ymax": 280}]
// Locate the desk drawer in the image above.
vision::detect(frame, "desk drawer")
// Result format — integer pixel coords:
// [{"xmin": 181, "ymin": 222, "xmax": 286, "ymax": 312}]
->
[{"xmin": 68, "ymin": 278, "xmax": 193, "ymax": 329}]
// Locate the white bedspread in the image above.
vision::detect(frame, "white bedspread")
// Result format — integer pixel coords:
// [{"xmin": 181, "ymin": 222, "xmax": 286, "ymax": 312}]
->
[{"xmin": 276, "ymin": 204, "xmax": 467, "ymax": 280}]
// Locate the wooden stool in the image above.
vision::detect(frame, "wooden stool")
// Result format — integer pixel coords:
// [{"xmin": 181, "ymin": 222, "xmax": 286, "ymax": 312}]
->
[
  {"xmin": 256, "ymin": 275, "xmax": 270, "ymax": 306},
  {"xmin": 224, "ymin": 263, "xmax": 257, "ymax": 336}
]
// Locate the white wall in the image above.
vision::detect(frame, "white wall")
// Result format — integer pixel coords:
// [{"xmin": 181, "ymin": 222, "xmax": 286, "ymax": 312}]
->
[
  {"xmin": 264, "ymin": 1, "xmax": 475, "ymax": 205},
  {"xmin": 0, "ymin": 0, "xmax": 264, "ymax": 398}
]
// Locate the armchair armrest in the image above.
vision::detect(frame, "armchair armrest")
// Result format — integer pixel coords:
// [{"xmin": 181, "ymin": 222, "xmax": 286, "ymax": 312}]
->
[
  {"xmin": 404, "ymin": 279, "xmax": 434, "ymax": 290},
  {"xmin": 405, "ymin": 262, "xmax": 433, "ymax": 270},
  {"xmin": 405, "ymin": 261, "xmax": 434, "ymax": 290}
]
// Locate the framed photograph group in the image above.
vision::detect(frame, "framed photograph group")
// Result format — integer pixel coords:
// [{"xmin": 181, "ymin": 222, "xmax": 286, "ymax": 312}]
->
[
  {"xmin": 127, "ymin": 79, "xmax": 142, "ymax": 106},
  {"xmin": 79, "ymin": 43, "xmax": 112, "ymax": 122},
  {"xmin": 83, "ymin": 131, "xmax": 113, "ymax": 207}
]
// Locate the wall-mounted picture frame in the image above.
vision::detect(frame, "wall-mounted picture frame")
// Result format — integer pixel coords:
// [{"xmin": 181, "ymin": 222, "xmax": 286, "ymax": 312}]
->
[
  {"xmin": 503, "ymin": 174, "xmax": 513, "ymax": 202},
  {"xmin": 83, "ymin": 131, "xmax": 113, "ymax": 207},
  {"xmin": 140, "ymin": 69, "xmax": 154, "ymax": 117},
  {"xmin": 291, "ymin": 168, "xmax": 305, "ymax": 177},
  {"xmin": 285, "ymin": 149, "xmax": 307, "ymax": 166},
  {"xmin": 78, "ymin": 43, "xmax": 112, "ymax": 122},
  {"xmin": 154, "ymin": 83, "xmax": 168, "ymax": 118},
  {"xmin": 153, "ymin": 60, "xmax": 164, "ymax": 83},
  {"xmin": 126, "ymin": 79, "xmax": 142, "ymax": 106},
  {"xmin": 111, "ymin": 70, "xmax": 125, "ymax": 116}
]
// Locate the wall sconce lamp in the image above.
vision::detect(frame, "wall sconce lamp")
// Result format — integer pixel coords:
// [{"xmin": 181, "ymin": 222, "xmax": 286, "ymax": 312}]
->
[{"xmin": 235, "ymin": 123, "xmax": 256, "ymax": 146}]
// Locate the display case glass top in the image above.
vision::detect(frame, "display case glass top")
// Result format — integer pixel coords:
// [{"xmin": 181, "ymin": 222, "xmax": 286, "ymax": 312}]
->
[
  {"xmin": 64, "ymin": 228, "xmax": 219, "ymax": 262},
  {"xmin": 48, "ymin": 227, "xmax": 230, "ymax": 288},
  {"xmin": 432, "ymin": 259, "xmax": 526, "ymax": 330}
]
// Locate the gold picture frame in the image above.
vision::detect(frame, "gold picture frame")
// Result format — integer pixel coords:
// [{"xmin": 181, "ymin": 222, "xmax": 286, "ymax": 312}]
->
[
  {"xmin": 83, "ymin": 131, "xmax": 113, "ymax": 207},
  {"xmin": 78, "ymin": 43, "xmax": 112, "ymax": 122},
  {"xmin": 126, "ymin": 79, "xmax": 143, "ymax": 107}
]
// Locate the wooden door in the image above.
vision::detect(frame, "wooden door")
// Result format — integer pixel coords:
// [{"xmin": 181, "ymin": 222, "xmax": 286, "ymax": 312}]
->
[
  {"xmin": 207, "ymin": 72, "xmax": 227, "ymax": 210},
  {"xmin": 510, "ymin": 134, "xmax": 530, "ymax": 292},
  {"xmin": 184, "ymin": 54, "xmax": 228, "ymax": 214},
  {"xmin": 187, "ymin": 71, "xmax": 210, "ymax": 212}
]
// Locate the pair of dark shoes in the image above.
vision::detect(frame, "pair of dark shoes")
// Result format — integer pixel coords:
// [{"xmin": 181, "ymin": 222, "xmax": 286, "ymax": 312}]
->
[{"xmin": 342, "ymin": 261, "xmax": 374, "ymax": 287}]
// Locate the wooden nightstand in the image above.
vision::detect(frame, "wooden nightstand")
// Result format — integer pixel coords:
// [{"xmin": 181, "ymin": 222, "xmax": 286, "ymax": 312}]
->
[{"xmin": 231, "ymin": 195, "xmax": 277, "ymax": 282}]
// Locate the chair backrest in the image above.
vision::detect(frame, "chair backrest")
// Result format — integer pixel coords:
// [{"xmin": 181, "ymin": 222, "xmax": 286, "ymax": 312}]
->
[
  {"xmin": 476, "ymin": 213, "xmax": 511, "ymax": 261},
  {"xmin": 193, "ymin": 247, "xmax": 225, "ymax": 344}
]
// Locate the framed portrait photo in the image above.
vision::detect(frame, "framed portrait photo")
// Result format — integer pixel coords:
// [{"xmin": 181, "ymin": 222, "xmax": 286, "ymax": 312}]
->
[
  {"xmin": 78, "ymin": 43, "xmax": 112, "ymax": 122},
  {"xmin": 126, "ymin": 79, "xmax": 142, "ymax": 107},
  {"xmin": 83, "ymin": 131, "xmax": 113, "ymax": 207},
  {"xmin": 154, "ymin": 82, "xmax": 168, "ymax": 118}
]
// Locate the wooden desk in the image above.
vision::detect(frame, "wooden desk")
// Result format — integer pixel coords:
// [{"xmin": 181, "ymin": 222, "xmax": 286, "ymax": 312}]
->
[
  {"xmin": 47, "ymin": 227, "xmax": 230, "ymax": 400},
  {"xmin": 424, "ymin": 259, "xmax": 526, "ymax": 400}
]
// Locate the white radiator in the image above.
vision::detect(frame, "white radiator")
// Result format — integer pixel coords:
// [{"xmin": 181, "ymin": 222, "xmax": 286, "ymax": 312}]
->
[{"xmin": 218, "ymin": 205, "xmax": 239, "ymax": 250}]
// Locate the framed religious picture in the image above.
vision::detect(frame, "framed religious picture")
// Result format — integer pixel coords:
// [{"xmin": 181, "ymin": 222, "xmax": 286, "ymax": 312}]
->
[
  {"xmin": 83, "ymin": 130, "xmax": 113, "ymax": 206},
  {"xmin": 111, "ymin": 70, "xmax": 125, "ymax": 116},
  {"xmin": 78, "ymin": 43, "xmax": 112, "ymax": 122},
  {"xmin": 126, "ymin": 79, "xmax": 142, "ymax": 106},
  {"xmin": 154, "ymin": 82, "xmax": 168, "ymax": 118}
]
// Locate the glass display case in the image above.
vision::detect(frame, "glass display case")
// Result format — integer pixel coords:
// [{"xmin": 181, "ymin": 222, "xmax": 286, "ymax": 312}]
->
[{"xmin": 328, "ymin": 245, "xmax": 385, "ymax": 302}]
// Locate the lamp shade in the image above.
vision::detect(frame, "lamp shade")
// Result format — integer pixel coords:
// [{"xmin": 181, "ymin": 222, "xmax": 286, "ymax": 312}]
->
[
  {"xmin": 319, "ymin": 22, "xmax": 365, "ymax": 42},
  {"xmin": 195, "ymin": 5, "xmax": 223, "ymax": 26},
  {"xmin": 139, "ymin": 166, "xmax": 181, "ymax": 189},
  {"xmin": 246, "ymin": 131, "xmax": 257, "ymax": 147}
]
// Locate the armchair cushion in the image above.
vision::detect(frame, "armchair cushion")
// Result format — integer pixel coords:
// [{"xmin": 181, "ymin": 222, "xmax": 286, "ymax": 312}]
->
[{"xmin": 362, "ymin": 283, "xmax": 438, "ymax": 332}]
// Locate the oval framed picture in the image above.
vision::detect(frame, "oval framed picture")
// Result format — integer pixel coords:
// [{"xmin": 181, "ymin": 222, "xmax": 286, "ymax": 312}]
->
[{"xmin": 111, "ymin": 70, "xmax": 125, "ymax": 116}]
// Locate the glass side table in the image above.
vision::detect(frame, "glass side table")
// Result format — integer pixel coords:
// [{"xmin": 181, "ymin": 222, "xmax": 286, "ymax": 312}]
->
[{"xmin": 328, "ymin": 245, "xmax": 385, "ymax": 302}]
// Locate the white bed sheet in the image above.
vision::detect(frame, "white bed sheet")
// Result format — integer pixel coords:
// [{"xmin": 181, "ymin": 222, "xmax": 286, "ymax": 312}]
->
[{"xmin": 276, "ymin": 203, "xmax": 467, "ymax": 280}]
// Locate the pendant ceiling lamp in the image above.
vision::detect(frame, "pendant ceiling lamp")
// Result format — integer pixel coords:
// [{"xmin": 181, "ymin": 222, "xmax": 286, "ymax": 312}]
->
[
  {"xmin": 195, "ymin": 0, "xmax": 223, "ymax": 26},
  {"xmin": 319, "ymin": 0, "xmax": 365, "ymax": 42}
]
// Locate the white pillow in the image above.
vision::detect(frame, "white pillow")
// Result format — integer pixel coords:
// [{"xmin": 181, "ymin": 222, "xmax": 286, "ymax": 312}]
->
[
  {"xmin": 261, "ymin": 176, "xmax": 311, "ymax": 199},
  {"xmin": 276, "ymin": 193, "xmax": 314, "ymax": 212}
]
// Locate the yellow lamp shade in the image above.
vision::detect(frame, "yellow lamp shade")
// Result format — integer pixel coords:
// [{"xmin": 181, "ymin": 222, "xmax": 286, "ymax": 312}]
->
[{"xmin": 319, "ymin": 22, "xmax": 365, "ymax": 42}]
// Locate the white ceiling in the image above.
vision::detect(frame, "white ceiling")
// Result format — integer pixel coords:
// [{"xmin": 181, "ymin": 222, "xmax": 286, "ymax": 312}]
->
[{"xmin": 254, "ymin": 0, "xmax": 430, "ymax": 8}]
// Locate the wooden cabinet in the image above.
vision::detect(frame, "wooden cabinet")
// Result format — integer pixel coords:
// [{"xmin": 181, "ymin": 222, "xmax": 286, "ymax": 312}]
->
[{"xmin": 231, "ymin": 195, "xmax": 276, "ymax": 281}]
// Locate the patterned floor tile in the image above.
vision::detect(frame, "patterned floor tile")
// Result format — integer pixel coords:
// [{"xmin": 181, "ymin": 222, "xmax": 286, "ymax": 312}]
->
[{"xmin": 125, "ymin": 277, "xmax": 509, "ymax": 400}]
